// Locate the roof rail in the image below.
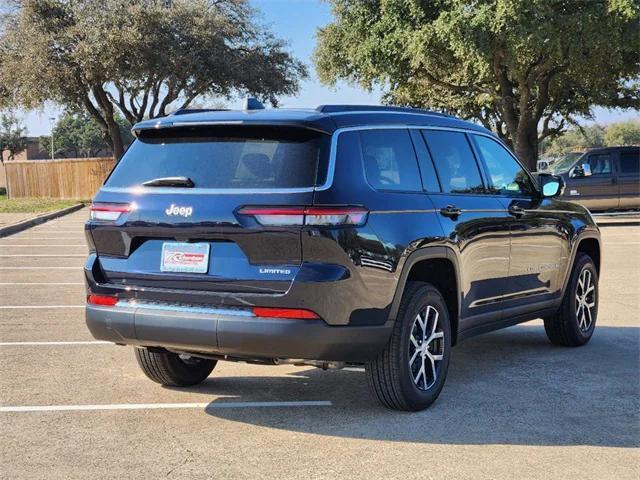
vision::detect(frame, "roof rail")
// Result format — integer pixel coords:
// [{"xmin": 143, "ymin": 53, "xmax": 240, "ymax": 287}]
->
[
  {"xmin": 316, "ymin": 104, "xmax": 451, "ymax": 117},
  {"xmin": 171, "ymin": 108, "xmax": 229, "ymax": 116}
]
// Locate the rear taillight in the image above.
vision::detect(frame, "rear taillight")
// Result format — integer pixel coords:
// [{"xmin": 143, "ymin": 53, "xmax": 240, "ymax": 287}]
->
[
  {"xmin": 237, "ymin": 206, "xmax": 368, "ymax": 227},
  {"xmin": 252, "ymin": 307, "xmax": 319, "ymax": 319},
  {"xmin": 89, "ymin": 202, "xmax": 133, "ymax": 222},
  {"xmin": 87, "ymin": 294, "xmax": 118, "ymax": 306}
]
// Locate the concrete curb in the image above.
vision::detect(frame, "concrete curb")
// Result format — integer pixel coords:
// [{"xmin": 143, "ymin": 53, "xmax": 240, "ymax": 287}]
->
[{"xmin": 0, "ymin": 203, "xmax": 85, "ymax": 238}]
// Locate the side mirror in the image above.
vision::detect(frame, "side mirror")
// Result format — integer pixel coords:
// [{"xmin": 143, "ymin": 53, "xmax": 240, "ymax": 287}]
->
[
  {"xmin": 539, "ymin": 173, "xmax": 565, "ymax": 198},
  {"xmin": 572, "ymin": 163, "xmax": 592, "ymax": 178}
]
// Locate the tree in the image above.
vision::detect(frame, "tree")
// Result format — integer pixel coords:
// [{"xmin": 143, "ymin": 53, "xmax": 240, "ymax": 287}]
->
[
  {"xmin": 604, "ymin": 120, "xmax": 640, "ymax": 146},
  {"xmin": 541, "ymin": 124, "xmax": 605, "ymax": 157},
  {"xmin": 39, "ymin": 112, "xmax": 133, "ymax": 159},
  {"xmin": 0, "ymin": 0, "xmax": 307, "ymax": 158},
  {"xmin": 314, "ymin": 0, "xmax": 640, "ymax": 170},
  {"xmin": 0, "ymin": 111, "xmax": 27, "ymax": 164}
]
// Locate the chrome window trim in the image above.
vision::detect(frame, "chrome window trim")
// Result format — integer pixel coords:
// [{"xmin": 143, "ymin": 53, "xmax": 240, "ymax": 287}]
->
[
  {"xmin": 104, "ymin": 123, "xmax": 498, "ymax": 196},
  {"xmin": 316, "ymin": 124, "xmax": 499, "ymax": 192}
]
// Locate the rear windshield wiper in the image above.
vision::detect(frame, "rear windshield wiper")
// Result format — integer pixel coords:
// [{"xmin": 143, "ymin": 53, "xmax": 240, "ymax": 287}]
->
[{"xmin": 141, "ymin": 176, "xmax": 195, "ymax": 188}]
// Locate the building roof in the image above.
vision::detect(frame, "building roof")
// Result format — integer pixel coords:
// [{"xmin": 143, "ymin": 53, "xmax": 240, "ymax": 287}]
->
[{"xmin": 132, "ymin": 105, "xmax": 492, "ymax": 136}]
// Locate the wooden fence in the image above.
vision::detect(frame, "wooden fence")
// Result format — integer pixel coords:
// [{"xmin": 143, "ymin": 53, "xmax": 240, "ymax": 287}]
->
[{"xmin": 4, "ymin": 157, "xmax": 116, "ymax": 199}]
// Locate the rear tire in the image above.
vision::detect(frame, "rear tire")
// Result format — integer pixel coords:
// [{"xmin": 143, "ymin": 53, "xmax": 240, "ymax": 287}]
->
[
  {"xmin": 544, "ymin": 253, "xmax": 598, "ymax": 346},
  {"xmin": 366, "ymin": 282, "xmax": 452, "ymax": 411},
  {"xmin": 134, "ymin": 347, "xmax": 216, "ymax": 386}
]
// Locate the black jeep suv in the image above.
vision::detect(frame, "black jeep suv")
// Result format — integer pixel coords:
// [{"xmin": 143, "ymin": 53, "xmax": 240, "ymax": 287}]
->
[{"xmin": 85, "ymin": 104, "xmax": 601, "ymax": 411}]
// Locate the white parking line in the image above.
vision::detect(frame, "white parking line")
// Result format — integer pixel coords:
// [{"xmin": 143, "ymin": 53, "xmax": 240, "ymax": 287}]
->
[
  {"xmin": 0, "ymin": 341, "xmax": 109, "ymax": 346},
  {"xmin": 0, "ymin": 267, "xmax": 81, "ymax": 270},
  {"xmin": 0, "ymin": 245, "xmax": 87, "ymax": 247},
  {"xmin": 0, "ymin": 282, "xmax": 83, "ymax": 285},
  {"xmin": 0, "ymin": 305, "xmax": 84, "ymax": 309},
  {"xmin": 17, "ymin": 231, "xmax": 82, "ymax": 234},
  {"xmin": 0, "ymin": 254, "xmax": 85, "ymax": 257},
  {"xmin": 4, "ymin": 237, "xmax": 85, "ymax": 240},
  {"xmin": 0, "ymin": 400, "xmax": 333, "ymax": 413}
]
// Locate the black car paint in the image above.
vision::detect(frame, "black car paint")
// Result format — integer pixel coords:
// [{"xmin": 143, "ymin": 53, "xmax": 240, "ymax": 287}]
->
[{"xmin": 85, "ymin": 108, "xmax": 600, "ymax": 362}]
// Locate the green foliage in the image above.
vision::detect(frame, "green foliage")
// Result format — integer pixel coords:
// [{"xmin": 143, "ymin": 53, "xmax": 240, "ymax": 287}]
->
[
  {"xmin": 604, "ymin": 120, "xmax": 640, "ymax": 146},
  {"xmin": 315, "ymin": 0, "xmax": 640, "ymax": 169},
  {"xmin": 39, "ymin": 112, "xmax": 133, "ymax": 158},
  {"xmin": 0, "ymin": 0, "xmax": 307, "ymax": 157},
  {"xmin": 542, "ymin": 124, "xmax": 605, "ymax": 157},
  {"xmin": 0, "ymin": 111, "xmax": 27, "ymax": 163},
  {"xmin": 542, "ymin": 120, "xmax": 640, "ymax": 157}
]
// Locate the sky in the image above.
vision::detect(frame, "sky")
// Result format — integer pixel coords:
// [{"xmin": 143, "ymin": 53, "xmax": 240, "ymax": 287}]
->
[{"xmin": 19, "ymin": 0, "xmax": 637, "ymax": 136}]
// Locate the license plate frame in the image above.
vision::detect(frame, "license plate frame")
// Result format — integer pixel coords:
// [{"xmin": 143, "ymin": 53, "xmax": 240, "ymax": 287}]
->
[{"xmin": 161, "ymin": 242, "xmax": 210, "ymax": 274}]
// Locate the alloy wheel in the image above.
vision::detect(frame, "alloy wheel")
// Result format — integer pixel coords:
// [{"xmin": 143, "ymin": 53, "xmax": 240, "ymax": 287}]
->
[
  {"xmin": 575, "ymin": 267, "xmax": 596, "ymax": 332},
  {"xmin": 408, "ymin": 305, "xmax": 445, "ymax": 391}
]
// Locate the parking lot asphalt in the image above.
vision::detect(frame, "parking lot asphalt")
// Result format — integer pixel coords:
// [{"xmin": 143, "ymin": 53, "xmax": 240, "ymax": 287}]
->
[{"xmin": 0, "ymin": 209, "xmax": 638, "ymax": 480}]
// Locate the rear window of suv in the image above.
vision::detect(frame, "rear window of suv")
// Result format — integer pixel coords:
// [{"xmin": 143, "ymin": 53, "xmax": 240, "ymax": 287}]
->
[{"xmin": 106, "ymin": 126, "xmax": 330, "ymax": 189}]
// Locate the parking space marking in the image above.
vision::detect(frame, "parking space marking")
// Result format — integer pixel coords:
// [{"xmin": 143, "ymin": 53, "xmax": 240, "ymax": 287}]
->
[
  {"xmin": 0, "ymin": 282, "xmax": 83, "ymax": 285},
  {"xmin": 0, "ymin": 254, "xmax": 86, "ymax": 257},
  {"xmin": 0, "ymin": 401, "xmax": 333, "ymax": 413},
  {"xmin": 0, "ymin": 267, "xmax": 81, "ymax": 270},
  {"xmin": 0, "ymin": 305, "xmax": 84, "ymax": 309},
  {"xmin": 0, "ymin": 245, "xmax": 86, "ymax": 247},
  {"xmin": 2, "ymin": 237, "xmax": 85, "ymax": 240},
  {"xmin": 0, "ymin": 341, "xmax": 109, "ymax": 346}
]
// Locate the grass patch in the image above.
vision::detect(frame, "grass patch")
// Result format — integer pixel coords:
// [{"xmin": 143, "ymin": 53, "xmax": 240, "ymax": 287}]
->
[{"xmin": 0, "ymin": 195, "xmax": 83, "ymax": 214}]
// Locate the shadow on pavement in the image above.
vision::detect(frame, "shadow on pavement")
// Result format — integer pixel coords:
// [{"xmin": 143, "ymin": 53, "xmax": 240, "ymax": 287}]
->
[{"xmin": 175, "ymin": 324, "xmax": 639, "ymax": 448}]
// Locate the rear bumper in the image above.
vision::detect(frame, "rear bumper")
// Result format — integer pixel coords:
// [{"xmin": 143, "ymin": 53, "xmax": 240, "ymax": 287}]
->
[{"xmin": 86, "ymin": 302, "xmax": 392, "ymax": 362}]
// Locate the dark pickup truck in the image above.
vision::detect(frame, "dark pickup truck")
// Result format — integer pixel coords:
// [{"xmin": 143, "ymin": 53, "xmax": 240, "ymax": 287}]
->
[{"xmin": 550, "ymin": 146, "xmax": 640, "ymax": 211}]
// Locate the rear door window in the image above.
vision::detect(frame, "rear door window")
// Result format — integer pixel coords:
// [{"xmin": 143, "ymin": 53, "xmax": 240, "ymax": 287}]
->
[
  {"xmin": 106, "ymin": 126, "xmax": 330, "ymax": 189},
  {"xmin": 359, "ymin": 129, "xmax": 422, "ymax": 192},
  {"xmin": 619, "ymin": 149, "xmax": 640, "ymax": 174},
  {"xmin": 421, "ymin": 130, "xmax": 484, "ymax": 194}
]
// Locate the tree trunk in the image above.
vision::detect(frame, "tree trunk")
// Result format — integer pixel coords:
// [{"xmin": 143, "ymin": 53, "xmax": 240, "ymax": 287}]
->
[
  {"xmin": 90, "ymin": 85, "xmax": 125, "ymax": 159},
  {"xmin": 105, "ymin": 116, "xmax": 124, "ymax": 159},
  {"xmin": 512, "ymin": 120, "xmax": 540, "ymax": 172}
]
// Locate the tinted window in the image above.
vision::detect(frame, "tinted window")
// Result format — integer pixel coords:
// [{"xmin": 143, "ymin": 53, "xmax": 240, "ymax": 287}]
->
[
  {"xmin": 106, "ymin": 126, "xmax": 329, "ymax": 189},
  {"xmin": 472, "ymin": 135, "xmax": 534, "ymax": 196},
  {"xmin": 421, "ymin": 130, "xmax": 484, "ymax": 194},
  {"xmin": 619, "ymin": 149, "xmax": 640, "ymax": 174},
  {"xmin": 360, "ymin": 129, "xmax": 422, "ymax": 192},
  {"xmin": 582, "ymin": 153, "xmax": 612, "ymax": 175}
]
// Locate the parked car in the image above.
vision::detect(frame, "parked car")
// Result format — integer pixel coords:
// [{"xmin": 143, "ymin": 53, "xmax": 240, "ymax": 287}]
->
[
  {"xmin": 85, "ymin": 104, "xmax": 601, "ymax": 411},
  {"xmin": 549, "ymin": 146, "xmax": 640, "ymax": 211},
  {"xmin": 536, "ymin": 156, "xmax": 557, "ymax": 172}
]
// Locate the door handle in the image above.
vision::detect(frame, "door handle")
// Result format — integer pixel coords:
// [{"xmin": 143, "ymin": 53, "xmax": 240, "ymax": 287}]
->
[
  {"xmin": 508, "ymin": 205, "xmax": 526, "ymax": 218},
  {"xmin": 440, "ymin": 205, "xmax": 462, "ymax": 218}
]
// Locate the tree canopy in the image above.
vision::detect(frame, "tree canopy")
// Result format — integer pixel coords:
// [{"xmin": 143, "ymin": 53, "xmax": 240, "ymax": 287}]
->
[
  {"xmin": 315, "ymin": 0, "xmax": 640, "ymax": 170},
  {"xmin": 39, "ymin": 111, "xmax": 133, "ymax": 159},
  {"xmin": 541, "ymin": 120, "xmax": 640, "ymax": 157},
  {"xmin": 0, "ymin": 0, "xmax": 307, "ymax": 158},
  {"xmin": 0, "ymin": 111, "xmax": 27, "ymax": 164},
  {"xmin": 604, "ymin": 119, "xmax": 640, "ymax": 146}
]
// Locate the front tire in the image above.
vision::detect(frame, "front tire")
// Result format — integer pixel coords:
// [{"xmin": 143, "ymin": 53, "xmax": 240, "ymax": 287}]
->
[
  {"xmin": 366, "ymin": 282, "xmax": 452, "ymax": 411},
  {"xmin": 134, "ymin": 347, "xmax": 217, "ymax": 386},
  {"xmin": 544, "ymin": 253, "xmax": 598, "ymax": 346}
]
